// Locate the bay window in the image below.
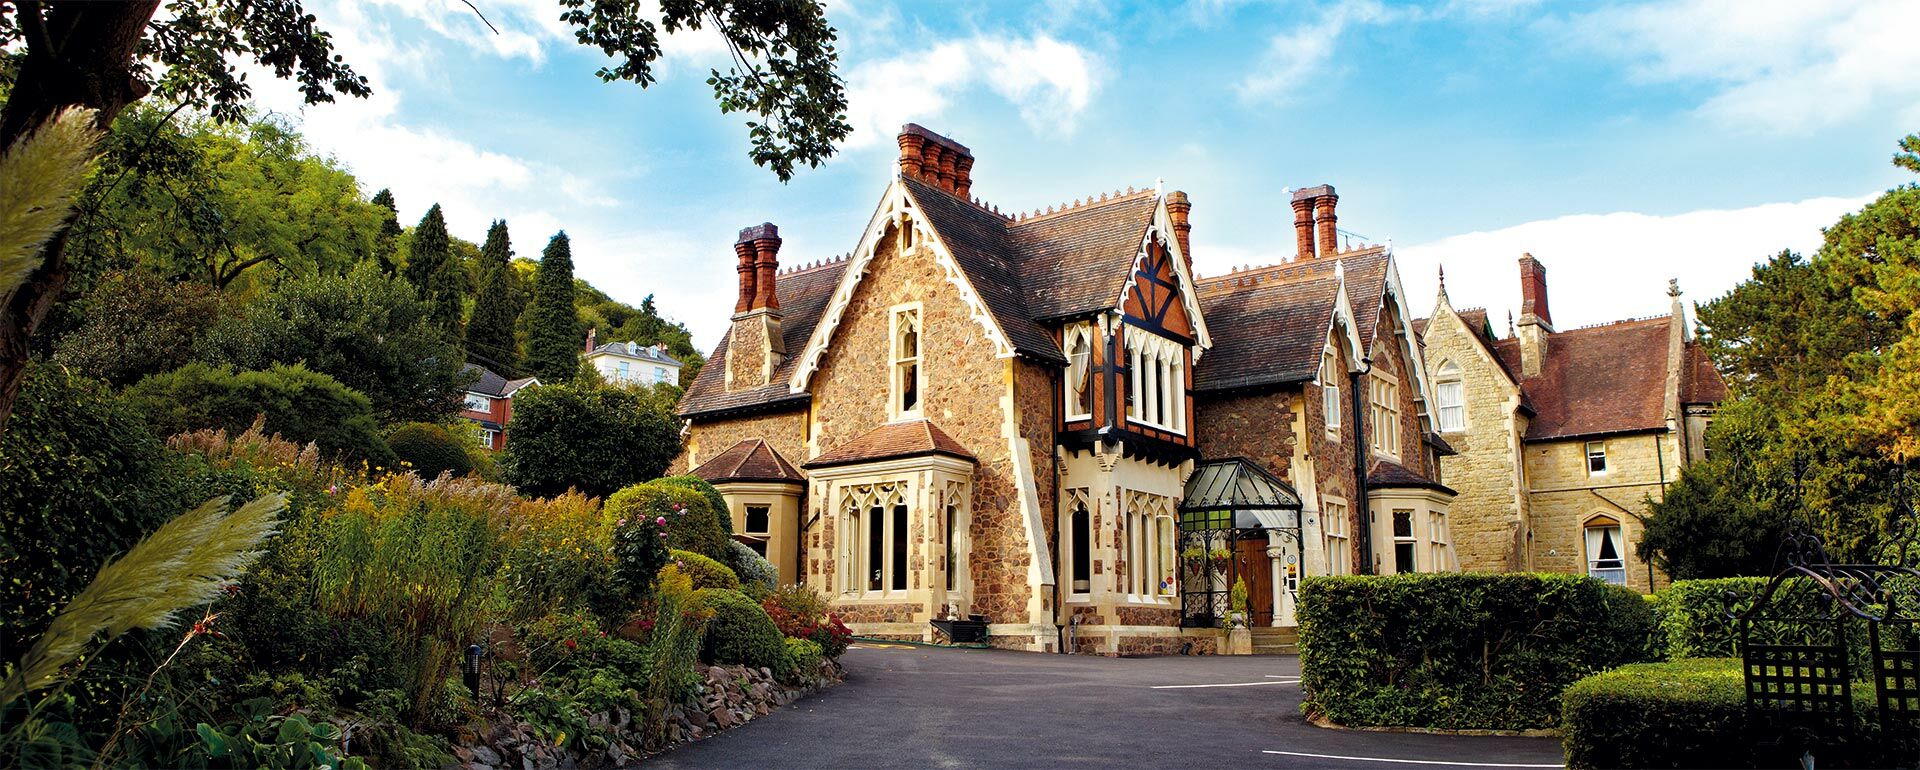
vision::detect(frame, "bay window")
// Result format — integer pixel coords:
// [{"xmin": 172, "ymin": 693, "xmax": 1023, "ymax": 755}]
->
[{"xmin": 1123, "ymin": 329, "xmax": 1186, "ymax": 433}]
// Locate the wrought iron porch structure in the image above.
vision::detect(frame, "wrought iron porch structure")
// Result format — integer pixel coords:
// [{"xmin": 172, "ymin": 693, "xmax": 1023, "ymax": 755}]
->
[{"xmin": 1177, "ymin": 458, "xmax": 1303, "ymax": 628}]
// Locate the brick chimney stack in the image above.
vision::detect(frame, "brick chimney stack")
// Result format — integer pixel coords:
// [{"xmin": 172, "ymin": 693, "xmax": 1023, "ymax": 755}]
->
[
  {"xmin": 1290, "ymin": 193, "xmax": 1315, "ymax": 261},
  {"xmin": 585, "ymin": 327, "xmax": 596, "ymax": 354},
  {"xmin": 1516, "ymin": 252, "xmax": 1553, "ymax": 377},
  {"xmin": 1165, "ymin": 191, "xmax": 1193, "ymax": 275},
  {"xmin": 896, "ymin": 124, "xmax": 974, "ymax": 197},
  {"xmin": 725, "ymin": 223, "xmax": 787, "ymax": 391},
  {"xmin": 733, "ymin": 238, "xmax": 757, "ymax": 313},
  {"xmin": 1290, "ymin": 184, "xmax": 1337, "ymax": 260}
]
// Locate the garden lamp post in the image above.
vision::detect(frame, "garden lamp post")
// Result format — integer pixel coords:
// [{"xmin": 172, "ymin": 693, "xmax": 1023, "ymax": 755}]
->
[{"xmin": 463, "ymin": 644, "xmax": 483, "ymax": 699}]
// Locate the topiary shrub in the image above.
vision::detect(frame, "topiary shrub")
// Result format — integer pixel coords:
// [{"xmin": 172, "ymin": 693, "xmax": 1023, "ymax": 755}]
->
[
  {"xmin": 1297, "ymin": 572, "xmax": 1657, "ymax": 731},
  {"xmin": 654, "ymin": 475, "xmax": 731, "ymax": 535},
  {"xmin": 728, "ymin": 540, "xmax": 778, "ymax": 596},
  {"xmin": 696, "ymin": 588, "xmax": 793, "ymax": 679},
  {"xmin": 783, "ymin": 637, "xmax": 823, "ymax": 684},
  {"xmin": 604, "ymin": 480, "xmax": 731, "ymax": 565},
  {"xmin": 386, "ymin": 422, "xmax": 473, "ymax": 480},
  {"xmin": 669, "ymin": 549, "xmax": 739, "ymax": 591},
  {"xmin": 496, "ymin": 382, "xmax": 678, "ymax": 498},
  {"xmin": 1562, "ymin": 658, "xmax": 1916, "ymax": 769}
]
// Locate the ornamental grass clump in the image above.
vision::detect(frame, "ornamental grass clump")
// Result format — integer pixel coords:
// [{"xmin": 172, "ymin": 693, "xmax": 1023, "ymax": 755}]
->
[
  {"xmin": 315, "ymin": 474, "xmax": 512, "ymax": 725},
  {"xmin": 499, "ymin": 490, "xmax": 623, "ymax": 622}
]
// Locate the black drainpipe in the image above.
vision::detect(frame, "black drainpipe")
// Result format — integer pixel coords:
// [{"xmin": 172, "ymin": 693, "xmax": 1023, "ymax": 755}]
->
[
  {"xmin": 1349, "ymin": 359, "xmax": 1375, "ymax": 575},
  {"xmin": 1051, "ymin": 357, "xmax": 1067, "ymax": 654}
]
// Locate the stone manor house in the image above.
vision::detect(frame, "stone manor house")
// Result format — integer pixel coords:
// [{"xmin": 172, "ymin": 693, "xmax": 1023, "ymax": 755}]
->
[{"xmin": 670, "ymin": 125, "xmax": 1725, "ymax": 653}]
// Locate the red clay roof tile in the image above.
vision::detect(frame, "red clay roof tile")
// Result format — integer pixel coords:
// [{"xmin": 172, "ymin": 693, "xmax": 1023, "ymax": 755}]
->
[
  {"xmin": 690, "ymin": 439, "xmax": 805, "ymax": 483},
  {"xmin": 802, "ymin": 419, "xmax": 977, "ymax": 469}
]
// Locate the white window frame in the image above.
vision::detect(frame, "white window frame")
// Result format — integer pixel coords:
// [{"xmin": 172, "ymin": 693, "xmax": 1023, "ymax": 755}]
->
[
  {"xmin": 943, "ymin": 481, "xmax": 970, "ymax": 594},
  {"xmin": 1434, "ymin": 362, "xmax": 1465, "ymax": 432},
  {"xmin": 1064, "ymin": 323, "xmax": 1095, "ymax": 420},
  {"xmin": 1065, "ymin": 488, "xmax": 1093, "ymax": 595},
  {"xmin": 890, "ymin": 304, "xmax": 925, "ymax": 421},
  {"xmin": 1322, "ymin": 497, "xmax": 1351, "ymax": 576},
  {"xmin": 1391, "ymin": 508, "xmax": 1417, "ymax": 574},
  {"xmin": 838, "ymin": 482, "xmax": 910, "ymax": 596},
  {"xmin": 1322, "ymin": 350, "xmax": 1342, "ymax": 436},
  {"xmin": 616, "ymin": 360, "xmax": 632, "ymax": 382},
  {"xmin": 1586, "ymin": 441, "xmax": 1608, "ymax": 476},
  {"xmin": 1156, "ymin": 515, "xmax": 1177, "ymax": 596},
  {"xmin": 1427, "ymin": 510, "xmax": 1451, "ymax": 572},
  {"xmin": 1370, "ymin": 374, "xmax": 1400, "ymax": 459},
  {"xmin": 1123, "ymin": 329, "xmax": 1186, "ymax": 434},
  {"xmin": 479, "ymin": 428, "xmax": 498, "ymax": 447},
  {"xmin": 464, "ymin": 393, "xmax": 491, "ymax": 413},
  {"xmin": 1584, "ymin": 516, "xmax": 1626, "ymax": 586}
]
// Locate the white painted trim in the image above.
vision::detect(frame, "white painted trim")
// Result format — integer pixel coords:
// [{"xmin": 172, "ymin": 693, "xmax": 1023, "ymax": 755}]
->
[
  {"xmin": 1262, "ymin": 751, "xmax": 1562, "ymax": 768},
  {"xmin": 786, "ymin": 181, "xmax": 1018, "ymax": 395},
  {"xmin": 1112, "ymin": 198, "xmax": 1214, "ymax": 360},
  {"xmin": 1150, "ymin": 681, "xmax": 1294, "ymax": 689},
  {"xmin": 1376, "ymin": 252, "xmax": 1437, "ymax": 411}
]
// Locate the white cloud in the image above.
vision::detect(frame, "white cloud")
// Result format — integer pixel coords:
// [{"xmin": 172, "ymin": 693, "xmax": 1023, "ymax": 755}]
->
[
  {"xmin": 1394, "ymin": 193, "xmax": 1876, "ymax": 331},
  {"xmin": 1237, "ymin": 0, "xmax": 1387, "ymax": 103},
  {"xmin": 1562, "ymin": 0, "xmax": 1920, "ymax": 134},
  {"xmin": 842, "ymin": 34, "xmax": 1101, "ymax": 148}
]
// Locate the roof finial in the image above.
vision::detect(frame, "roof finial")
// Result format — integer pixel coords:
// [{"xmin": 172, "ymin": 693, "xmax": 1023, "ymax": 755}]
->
[
  {"xmin": 1667, "ymin": 277, "xmax": 1681, "ymax": 298},
  {"xmin": 1155, "ymin": 177, "xmax": 1164, "ymax": 197},
  {"xmin": 1507, "ymin": 309, "xmax": 1516, "ymax": 337}
]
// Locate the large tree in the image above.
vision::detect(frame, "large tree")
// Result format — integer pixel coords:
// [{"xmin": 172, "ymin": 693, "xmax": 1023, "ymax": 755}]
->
[
  {"xmin": 405, "ymin": 203, "xmax": 463, "ymax": 340},
  {"xmin": 526, "ymin": 232, "xmax": 581, "ymax": 383},
  {"xmin": 370, "ymin": 188, "xmax": 402, "ymax": 275},
  {"xmin": 0, "ymin": 0, "xmax": 850, "ymax": 433},
  {"xmin": 466, "ymin": 219, "xmax": 520, "ymax": 374},
  {"xmin": 499, "ymin": 381, "xmax": 679, "ymax": 498}
]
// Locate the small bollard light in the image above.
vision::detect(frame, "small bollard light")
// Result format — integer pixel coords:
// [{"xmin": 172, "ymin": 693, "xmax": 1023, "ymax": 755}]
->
[{"xmin": 463, "ymin": 643, "xmax": 484, "ymax": 699}]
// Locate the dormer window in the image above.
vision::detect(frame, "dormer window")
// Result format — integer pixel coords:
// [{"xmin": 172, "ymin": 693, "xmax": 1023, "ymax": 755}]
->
[
  {"xmin": 1322, "ymin": 350, "xmax": 1341, "ymax": 435},
  {"xmin": 891, "ymin": 304, "xmax": 923, "ymax": 419},
  {"xmin": 1064, "ymin": 324, "xmax": 1094, "ymax": 419}
]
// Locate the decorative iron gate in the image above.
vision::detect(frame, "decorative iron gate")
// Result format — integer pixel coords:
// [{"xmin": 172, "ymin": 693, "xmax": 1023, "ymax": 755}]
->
[{"xmin": 1177, "ymin": 458, "xmax": 1304, "ymax": 628}]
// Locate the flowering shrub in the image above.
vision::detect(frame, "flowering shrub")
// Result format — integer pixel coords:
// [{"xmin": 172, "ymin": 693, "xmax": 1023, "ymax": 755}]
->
[
  {"xmin": 761, "ymin": 583, "xmax": 852, "ymax": 659},
  {"xmin": 604, "ymin": 481, "xmax": 731, "ymax": 566},
  {"xmin": 610, "ymin": 510, "xmax": 671, "ymax": 604},
  {"xmin": 500, "ymin": 491, "xmax": 623, "ymax": 623}
]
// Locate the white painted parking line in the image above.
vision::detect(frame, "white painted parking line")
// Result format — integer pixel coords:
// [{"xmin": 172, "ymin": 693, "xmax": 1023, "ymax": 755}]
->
[
  {"xmin": 1263, "ymin": 675, "xmax": 1299, "ymax": 679},
  {"xmin": 1149, "ymin": 680, "xmax": 1296, "ymax": 689},
  {"xmin": 1262, "ymin": 750, "xmax": 1562, "ymax": 767}
]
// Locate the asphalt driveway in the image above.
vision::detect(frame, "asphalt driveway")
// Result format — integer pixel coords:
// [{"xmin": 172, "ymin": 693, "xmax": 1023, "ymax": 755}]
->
[{"xmin": 650, "ymin": 644, "xmax": 1565, "ymax": 769}]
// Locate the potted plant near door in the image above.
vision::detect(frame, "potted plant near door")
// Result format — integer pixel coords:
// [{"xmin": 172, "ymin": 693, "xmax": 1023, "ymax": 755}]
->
[{"xmin": 1226, "ymin": 577, "xmax": 1253, "ymax": 654}]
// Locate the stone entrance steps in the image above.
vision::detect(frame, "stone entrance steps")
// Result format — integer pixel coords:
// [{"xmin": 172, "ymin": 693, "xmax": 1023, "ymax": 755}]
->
[{"xmin": 1249, "ymin": 626, "xmax": 1298, "ymax": 655}]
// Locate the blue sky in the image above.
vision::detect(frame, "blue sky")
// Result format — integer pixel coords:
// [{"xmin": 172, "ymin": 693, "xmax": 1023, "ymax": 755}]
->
[{"xmin": 252, "ymin": 0, "xmax": 1919, "ymax": 348}]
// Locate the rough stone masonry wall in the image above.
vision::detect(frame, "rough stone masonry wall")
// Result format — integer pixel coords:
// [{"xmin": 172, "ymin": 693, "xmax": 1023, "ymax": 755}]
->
[
  {"xmin": 1421, "ymin": 308, "xmax": 1526, "ymax": 573},
  {"xmin": 804, "ymin": 229, "xmax": 1042, "ymax": 629},
  {"xmin": 1194, "ymin": 388, "xmax": 1299, "ymax": 484},
  {"xmin": 1305, "ymin": 329, "xmax": 1363, "ymax": 570},
  {"xmin": 1367, "ymin": 301, "xmax": 1440, "ymax": 478},
  {"xmin": 674, "ymin": 409, "xmax": 809, "ymax": 476},
  {"xmin": 725, "ymin": 317, "xmax": 770, "ymax": 389},
  {"xmin": 1523, "ymin": 433, "xmax": 1674, "ymax": 592}
]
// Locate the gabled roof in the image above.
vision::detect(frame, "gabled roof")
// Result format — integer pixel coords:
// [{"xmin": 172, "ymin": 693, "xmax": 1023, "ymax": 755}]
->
[
  {"xmin": 587, "ymin": 341, "xmax": 682, "ymax": 366},
  {"xmin": 802, "ymin": 419, "xmax": 977, "ymax": 469},
  {"xmin": 1487, "ymin": 316, "xmax": 1724, "ymax": 441},
  {"xmin": 683, "ymin": 175, "xmax": 1182, "ymax": 421},
  {"xmin": 1682, "ymin": 343, "xmax": 1728, "ymax": 404},
  {"xmin": 463, "ymin": 363, "xmax": 538, "ymax": 398},
  {"xmin": 678, "ymin": 259, "xmax": 848, "ymax": 419},
  {"xmin": 1192, "ymin": 247, "xmax": 1389, "ymax": 392},
  {"xmin": 690, "ymin": 439, "xmax": 804, "ymax": 484}
]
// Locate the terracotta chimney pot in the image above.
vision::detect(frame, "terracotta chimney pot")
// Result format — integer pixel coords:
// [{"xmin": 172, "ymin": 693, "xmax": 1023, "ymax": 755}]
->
[{"xmin": 733, "ymin": 237, "xmax": 757, "ymax": 313}]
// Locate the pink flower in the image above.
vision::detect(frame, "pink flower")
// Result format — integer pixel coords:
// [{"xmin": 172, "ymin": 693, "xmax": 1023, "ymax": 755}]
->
[
  {"xmin": 616, "ymin": 518, "xmax": 628, "ymax": 527},
  {"xmin": 655, "ymin": 516, "xmax": 667, "ymax": 526}
]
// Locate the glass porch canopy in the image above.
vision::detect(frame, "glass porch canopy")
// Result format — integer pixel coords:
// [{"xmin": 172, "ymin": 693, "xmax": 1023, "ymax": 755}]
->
[{"xmin": 1180, "ymin": 458, "xmax": 1304, "ymax": 530}]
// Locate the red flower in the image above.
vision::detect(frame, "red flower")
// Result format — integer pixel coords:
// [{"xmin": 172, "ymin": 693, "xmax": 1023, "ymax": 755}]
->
[{"xmin": 563, "ymin": 638, "xmax": 577, "ymax": 650}]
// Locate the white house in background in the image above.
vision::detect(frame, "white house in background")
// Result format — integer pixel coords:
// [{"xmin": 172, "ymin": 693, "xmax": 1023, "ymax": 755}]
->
[{"xmin": 583, "ymin": 332, "xmax": 684, "ymax": 386}]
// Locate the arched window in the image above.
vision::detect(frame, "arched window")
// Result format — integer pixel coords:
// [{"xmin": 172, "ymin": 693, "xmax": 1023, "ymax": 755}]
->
[
  {"xmin": 891, "ymin": 306, "xmax": 922, "ymax": 418},
  {"xmin": 1070, "ymin": 496, "xmax": 1092, "ymax": 594},
  {"xmin": 1434, "ymin": 361, "xmax": 1465, "ymax": 432},
  {"xmin": 1584, "ymin": 515, "xmax": 1626, "ymax": 585},
  {"xmin": 1065, "ymin": 324, "xmax": 1093, "ymax": 418}
]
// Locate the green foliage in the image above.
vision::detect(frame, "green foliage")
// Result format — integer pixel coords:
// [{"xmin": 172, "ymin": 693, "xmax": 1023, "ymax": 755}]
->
[
  {"xmin": 655, "ymin": 475, "xmax": 732, "ymax": 535},
  {"xmin": 314, "ymin": 475, "xmax": 509, "ymax": 725},
  {"xmin": 205, "ymin": 262, "xmax": 469, "ymax": 424},
  {"xmin": 1561, "ymin": 658, "xmax": 1916, "ymax": 769},
  {"xmin": 635, "ymin": 566, "xmax": 710, "ymax": 748},
  {"xmin": 761, "ymin": 583, "xmax": 851, "ymax": 659},
  {"xmin": 1648, "ymin": 577, "xmax": 1914, "ymax": 671},
  {"xmin": 605, "ymin": 480, "xmax": 731, "ymax": 565},
  {"xmin": 695, "ymin": 588, "xmax": 793, "ymax": 680},
  {"xmin": 1229, "ymin": 577, "xmax": 1250, "ymax": 617},
  {"xmin": 370, "ymin": 188, "xmax": 402, "ymax": 275},
  {"xmin": 70, "ymin": 110, "xmax": 381, "ymax": 291},
  {"xmin": 500, "ymin": 492, "xmax": 624, "ymax": 623},
  {"xmin": 783, "ymin": 637, "xmax": 823, "ymax": 684},
  {"xmin": 121, "ymin": 696, "xmax": 369, "ymax": 770},
  {"xmin": 669, "ymin": 549, "xmax": 740, "ymax": 591},
  {"xmin": 608, "ymin": 506, "xmax": 672, "ymax": 607},
  {"xmin": 385, "ymin": 422, "xmax": 473, "ymax": 481},
  {"xmin": 728, "ymin": 540, "xmax": 778, "ymax": 597},
  {"xmin": 127, "ymin": 362, "xmax": 394, "ymax": 466},
  {"xmin": 404, "ymin": 203, "xmax": 464, "ymax": 340},
  {"xmin": 51, "ymin": 270, "xmax": 228, "ymax": 387},
  {"xmin": 1638, "ymin": 450, "xmax": 1791, "ymax": 579},
  {"xmin": 1296, "ymin": 573, "xmax": 1656, "ymax": 731},
  {"xmin": 467, "ymin": 219, "xmax": 521, "ymax": 373},
  {"xmin": 526, "ymin": 232, "xmax": 582, "ymax": 383},
  {"xmin": 499, "ymin": 382, "xmax": 679, "ymax": 498},
  {"xmin": 0, "ymin": 362, "xmax": 192, "ymax": 655},
  {"xmin": 574, "ymin": 287, "xmax": 703, "ymax": 386}
]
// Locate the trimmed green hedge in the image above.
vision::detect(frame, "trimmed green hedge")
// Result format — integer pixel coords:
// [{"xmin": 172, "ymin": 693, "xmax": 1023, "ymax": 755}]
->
[
  {"xmin": 783, "ymin": 637, "xmax": 823, "ymax": 684},
  {"xmin": 1653, "ymin": 577, "xmax": 1918, "ymax": 670},
  {"xmin": 1297, "ymin": 573, "xmax": 1656, "ymax": 730},
  {"xmin": 1563, "ymin": 658, "xmax": 1919, "ymax": 769},
  {"xmin": 697, "ymin": 588, "xmax": 793, "ymax": 680},
  {"xmin": 670, "ymin": 549, "xmax": 740, "ymax": 591}
]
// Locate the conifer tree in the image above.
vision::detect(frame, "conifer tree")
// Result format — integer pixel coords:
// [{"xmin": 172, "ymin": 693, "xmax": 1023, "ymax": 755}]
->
[
  {"xmin": 467, "ymin": 219, "xmax": 521, "ymax": 373},
  {"xmin": 405, "ymin": 203, "xmax": 463, "ymax": 340},
  {"xmin": 370, "ymin": 188, "xmax": 402, "ymax": 275},
  {"xmin": 526, "ymin": 232, "xmax": 581, "ymax": 383}
]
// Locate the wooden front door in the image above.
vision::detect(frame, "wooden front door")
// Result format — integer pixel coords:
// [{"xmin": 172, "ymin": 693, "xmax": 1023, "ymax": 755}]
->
[{"xmin": 1233, "ymin": 537, "xmax": 1275, "ymax": 626}]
